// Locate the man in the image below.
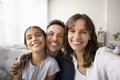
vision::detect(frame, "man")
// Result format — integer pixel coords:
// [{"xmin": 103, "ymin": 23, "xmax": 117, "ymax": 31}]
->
[{"xmin": 10, "ymin": 20, "xmax": 75, "ymax": 80}]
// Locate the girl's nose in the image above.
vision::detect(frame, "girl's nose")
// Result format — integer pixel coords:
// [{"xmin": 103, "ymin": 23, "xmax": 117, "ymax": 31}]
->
[{"xmin": 32, "ymin": 35, "xmax": 37, "ymax": 41}]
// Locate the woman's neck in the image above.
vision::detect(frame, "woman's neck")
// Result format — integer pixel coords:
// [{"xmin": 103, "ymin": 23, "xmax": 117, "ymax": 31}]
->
[{"xmin": 74, "ymin": 50, "xmax": 87, "ymax": 75}]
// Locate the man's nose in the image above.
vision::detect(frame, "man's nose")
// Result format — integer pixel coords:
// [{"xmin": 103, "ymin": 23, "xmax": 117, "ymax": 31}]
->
[{"xmin": 52, "ymin": 35, "xmax": 58, "ymax": 41}]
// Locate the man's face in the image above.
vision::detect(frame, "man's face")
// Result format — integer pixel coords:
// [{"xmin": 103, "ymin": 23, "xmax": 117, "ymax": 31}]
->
[{"xmin": 46, "ymin": 24, "xmax": 64, "ymax": 56}]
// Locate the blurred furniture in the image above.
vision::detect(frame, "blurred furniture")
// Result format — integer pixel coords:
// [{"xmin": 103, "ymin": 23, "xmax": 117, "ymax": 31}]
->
[
  {"xmin": 97, "ymin": 27, "xmax": 106, "ymax": 47},
  {"xmin": 0, "ymin": 47, "xmax": 26, "ymax": 80}
]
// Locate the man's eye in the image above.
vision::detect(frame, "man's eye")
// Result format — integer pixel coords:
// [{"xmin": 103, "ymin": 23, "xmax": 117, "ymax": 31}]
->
[
  {"xmin": 69, "ymin": 30, "xmax": 75, "ymax": 32},
  {"xmin": 47, "ymin": 33, "xmax": 54, "ymax": 36},
  {"xmin": 57, "ymin": 34, "xmax": 64, "ymax": 37}
]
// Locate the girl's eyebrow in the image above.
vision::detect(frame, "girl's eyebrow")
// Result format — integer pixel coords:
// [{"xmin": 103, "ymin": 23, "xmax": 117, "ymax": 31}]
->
[
  {"xmin": 26, "ymin": 31, "xmax": 42, "ymax": 37},
  {"xmin": 36, "ymin": 31, "xmax": 42, "ymax": 34}
]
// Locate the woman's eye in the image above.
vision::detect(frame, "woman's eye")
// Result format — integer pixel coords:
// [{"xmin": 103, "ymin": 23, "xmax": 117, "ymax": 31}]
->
[{"xmin": 80, "ymin": 31, "xmax": 88, "ymax": 34}]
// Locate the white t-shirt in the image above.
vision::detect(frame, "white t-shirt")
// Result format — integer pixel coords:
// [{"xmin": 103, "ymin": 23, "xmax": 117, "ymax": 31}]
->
[
  {"xmin": 72, "ymin": 47, "xmax": 120, "ymax": 80},
  {"xmin": 87, "ymin": 47, "xmax": 120, "ymax": 80},
  {"xmin": 18, "ymin": 56, "xmax": 60, "ymax": 80},
  {"xmin": 72, "ymin": 55, "xmax": 87, "ymax": 80}
]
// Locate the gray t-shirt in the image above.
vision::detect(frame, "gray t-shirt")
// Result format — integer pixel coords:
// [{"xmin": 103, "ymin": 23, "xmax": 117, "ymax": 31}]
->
[{"xmin": 18, "ymin": 56, "xmax": 60, "ymax": 80}]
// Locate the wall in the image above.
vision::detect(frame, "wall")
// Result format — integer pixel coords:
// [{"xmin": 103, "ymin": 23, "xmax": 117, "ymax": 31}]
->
[
  {"xmin": 48, "ymin": 0, "xmax": 120, "ymax": 45},
  {"xmin": 107, "ymin": 0, "xmax": 120, "ymax": 44},
  {"xmin": 48, "ymin": 0, "xmax": 107, "ymax": 32}
]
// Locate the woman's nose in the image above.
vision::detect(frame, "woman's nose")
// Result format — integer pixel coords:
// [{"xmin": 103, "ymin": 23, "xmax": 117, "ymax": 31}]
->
[{"xmin": 74, "ymin": 32, "xmax": 81, "ymax": 39}]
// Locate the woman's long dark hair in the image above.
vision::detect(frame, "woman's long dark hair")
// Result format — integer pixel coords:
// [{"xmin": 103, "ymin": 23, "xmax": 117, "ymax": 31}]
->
[
  {"xmin": 20, "ymin": 26, "xmax": 46, "ymax": 68},
  {"xmin": 64, "ymin": 13, "xmax": 99, "ymax": 68}
]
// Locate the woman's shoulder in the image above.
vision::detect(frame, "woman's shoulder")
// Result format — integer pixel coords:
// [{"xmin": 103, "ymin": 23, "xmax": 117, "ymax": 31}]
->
[
  {"xmin": 95, "ymin": 47, "xmax": 120, "ymax": 67},
  {"xmin": 96, "ymin": 47, "xmax": 119, "ymax": 56}
]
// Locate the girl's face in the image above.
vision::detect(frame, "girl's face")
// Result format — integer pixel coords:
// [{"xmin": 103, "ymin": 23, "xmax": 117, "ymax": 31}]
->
[
  {"xmin": 68, "ymin": 19, "xmax": 91, "ymax": 52},
  {"xmin": 25, "ymin": 28, "xmax": 45, "ymax": 53}
]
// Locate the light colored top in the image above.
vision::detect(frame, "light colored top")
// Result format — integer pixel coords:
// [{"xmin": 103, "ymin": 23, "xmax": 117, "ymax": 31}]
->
[
  {"xmin": 72, "ymin": 55, "xmax": 87, "ymax": 80},
  {"xmin": 87, "ymin": 47, "xmax": 120, "ymax": 80},
  {"xmin": 72, "ymin": 47, "xmax": 120, "ymax": 80},
  {"xmin": 18, "ymin": 56, "xmax": 60, "ymax": 80}
]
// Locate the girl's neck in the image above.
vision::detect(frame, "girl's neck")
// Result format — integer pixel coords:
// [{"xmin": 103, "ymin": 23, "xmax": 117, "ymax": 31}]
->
[{"xmin": 31, "ymin": 50, "xmax": 47, "ymax": 66}]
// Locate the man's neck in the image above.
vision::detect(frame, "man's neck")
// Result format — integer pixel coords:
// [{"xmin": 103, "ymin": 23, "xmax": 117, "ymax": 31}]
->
[{"xmin": 47, "ymin": 49, "xmax": 59, "ymax": 58}]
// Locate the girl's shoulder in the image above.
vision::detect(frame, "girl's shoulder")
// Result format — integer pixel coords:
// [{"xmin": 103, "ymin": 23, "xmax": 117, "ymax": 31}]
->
[{"xmin": 45, "ymin": 56, "xmax": 57, "ymax": 63}]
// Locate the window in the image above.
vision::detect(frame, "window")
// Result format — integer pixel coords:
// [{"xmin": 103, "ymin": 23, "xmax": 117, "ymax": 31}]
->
[{"xmin": 0, "ymin": 0, "xmax": 47, "ymax": 46}]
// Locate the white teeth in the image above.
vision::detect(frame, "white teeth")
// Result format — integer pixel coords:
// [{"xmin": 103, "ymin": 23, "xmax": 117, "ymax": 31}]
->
[
  {"xmin": 51, "ymin": 42, "xmax": 58, "ymax": 46},
  {"xmin": 72, "ymin": 41, "xmax": 82, "ymax": 44},
  {"xmin": 32, "ymin": 43, "xmax": 40, "ymax": 47}
]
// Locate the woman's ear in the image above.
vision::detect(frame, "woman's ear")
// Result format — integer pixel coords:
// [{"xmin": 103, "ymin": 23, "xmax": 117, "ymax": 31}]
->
[{"xmin": 89, "ymin": 36, "xmax": 91, "ymax": 40}]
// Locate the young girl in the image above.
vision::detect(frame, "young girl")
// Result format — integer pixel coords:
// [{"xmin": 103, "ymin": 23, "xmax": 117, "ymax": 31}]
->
[{"xmin": 14, "ymin": 26, "xmax": 60, "ymax": 80}]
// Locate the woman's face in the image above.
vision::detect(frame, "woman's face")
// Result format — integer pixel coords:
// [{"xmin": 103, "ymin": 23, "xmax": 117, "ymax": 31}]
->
[
  {"xmin": 68, "ymin": 19, "xmax": 91, "ymax": 52},
  {"xmin": 25, "ymin": 28, "xmax": 45, "ymax": 53}
]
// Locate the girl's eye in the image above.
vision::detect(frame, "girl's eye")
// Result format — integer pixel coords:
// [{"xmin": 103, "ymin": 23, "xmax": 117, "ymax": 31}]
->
[
  {"xmin": 36, "ymin": 33, "xmax": 41, "ymax": 37},
  {"xmin": 26, "ymin": 36, "xmax": 32, "ymax": 40}
]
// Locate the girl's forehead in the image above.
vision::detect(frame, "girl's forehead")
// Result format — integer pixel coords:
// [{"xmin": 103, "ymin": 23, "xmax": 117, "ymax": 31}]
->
[{"xmin": 26, "ymin": 28, "xmax": 42, "ymax": 35}]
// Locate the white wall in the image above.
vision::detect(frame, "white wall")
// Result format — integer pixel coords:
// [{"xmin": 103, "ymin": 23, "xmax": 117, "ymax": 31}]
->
[
  {"xmin": 48, "ymin": 0, "xmax": 120, "ymax": 45},
  {"xmin": 107, "ymin": 0, "xmax": 120, "ymax": 44},
  {"xmin": 48, "ymin": 0, "xmax": 107, "ymax": 32}
]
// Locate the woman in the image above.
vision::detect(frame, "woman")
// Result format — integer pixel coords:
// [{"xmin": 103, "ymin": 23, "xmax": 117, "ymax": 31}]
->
[{"xmin": 64, "ymin": 13, "xmax": 120, "ymax": 80}]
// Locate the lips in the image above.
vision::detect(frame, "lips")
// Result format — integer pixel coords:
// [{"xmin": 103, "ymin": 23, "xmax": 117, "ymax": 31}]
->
[
  {"xmin": 50, "ymin": 42, "xmax": 59, "ymax": 47},
  {"xmin": 31, "ymin": 42, "xmax": 40, "ymax": 47}
]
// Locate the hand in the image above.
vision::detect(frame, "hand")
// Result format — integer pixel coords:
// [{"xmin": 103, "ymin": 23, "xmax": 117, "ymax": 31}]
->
[{"xmin": 9, "ymin": 58, "xmax": 20, "ymax": 75}]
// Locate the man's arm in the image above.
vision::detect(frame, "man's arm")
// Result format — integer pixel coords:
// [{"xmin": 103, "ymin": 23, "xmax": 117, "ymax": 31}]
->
[{"xmin": 9, "ymin": 60, "xmax": 20, "ymax": 75}]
